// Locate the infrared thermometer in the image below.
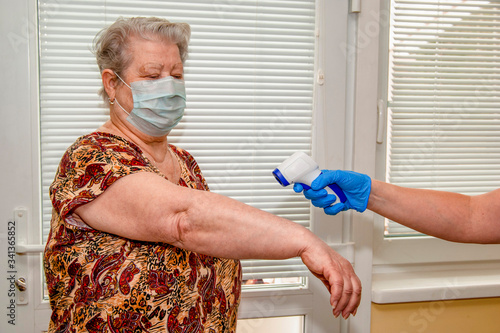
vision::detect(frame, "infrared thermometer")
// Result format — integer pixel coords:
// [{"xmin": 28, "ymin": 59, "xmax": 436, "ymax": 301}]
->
[{"xmin": 272, "ymin": 152, "xmax": 347, "ymax": 203}]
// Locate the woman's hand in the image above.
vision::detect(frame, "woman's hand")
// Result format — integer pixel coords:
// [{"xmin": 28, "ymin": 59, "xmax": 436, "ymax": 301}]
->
[{"xmin": 299, "ymin": 238, "xmax": 361, "ymax": 318}]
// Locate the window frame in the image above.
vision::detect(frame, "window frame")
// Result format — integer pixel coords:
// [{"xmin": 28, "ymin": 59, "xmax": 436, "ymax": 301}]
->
[{"xmin": 371, "ymin": 0, "xmax": 500, "ymax": 303}]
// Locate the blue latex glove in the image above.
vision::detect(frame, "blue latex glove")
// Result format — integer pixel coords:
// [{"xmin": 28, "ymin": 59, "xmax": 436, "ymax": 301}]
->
[{"xmin": 294, "ymin": 170, "xmax": 371, "ymax": 215}]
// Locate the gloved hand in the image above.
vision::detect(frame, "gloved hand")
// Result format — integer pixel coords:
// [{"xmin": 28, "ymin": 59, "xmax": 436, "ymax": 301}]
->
[{"xmin": 294, "ymin": 170, "xmax": 371, "ymax": 215}]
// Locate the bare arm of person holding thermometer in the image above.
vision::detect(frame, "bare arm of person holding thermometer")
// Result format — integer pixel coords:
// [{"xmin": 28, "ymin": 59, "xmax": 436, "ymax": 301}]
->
[{"xmin": 294, "ymin": 170, "xmax": 500, "ymax": 244}]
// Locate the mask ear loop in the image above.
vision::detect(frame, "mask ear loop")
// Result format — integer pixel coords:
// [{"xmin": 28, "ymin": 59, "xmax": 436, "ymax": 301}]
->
[
  {"xmin": 114, "ymin": 98, "xmax": 130, "ymax": 116},
  {"xmin": 114, "ymin": 72, "xmax": 132, "ymax": 89},
  {"xmin": 111, "ymin": 72, "xmax": 131, "ymax": 115}
]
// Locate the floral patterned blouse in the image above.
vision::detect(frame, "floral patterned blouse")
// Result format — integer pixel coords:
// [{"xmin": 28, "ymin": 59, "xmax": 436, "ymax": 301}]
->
[{"xmin": 44, "ymin": 132, "xmax": 242, "ymax": 333}]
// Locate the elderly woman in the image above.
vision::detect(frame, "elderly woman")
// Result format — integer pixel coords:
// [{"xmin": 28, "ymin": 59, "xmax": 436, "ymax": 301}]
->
[{"xmin": 43, "ymin": 17, "xmax": 361, "ymax": 332}]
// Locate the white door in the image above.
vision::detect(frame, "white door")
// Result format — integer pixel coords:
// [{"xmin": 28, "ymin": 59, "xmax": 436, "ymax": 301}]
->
[{"xmin": 1, "ymin": 1, "xmax": 52, "ymax": 331}]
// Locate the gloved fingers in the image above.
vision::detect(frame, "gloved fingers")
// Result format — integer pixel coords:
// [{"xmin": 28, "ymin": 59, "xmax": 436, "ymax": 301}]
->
[
  {"xmin": 311, "ymin": 194, "xmax": 337, "ymax": 208},
  {"xmin": 324, "ymin": 202, "xmax": 347, "ymax": 215},
  {"xmin": 303, "ymin": 188, "xmax": 328, "ymax": 200},
  {"xmin": 293, "ymin": 183, "xmax": 304, "ymax": 193},
  {"xmin": 311, "ymin": 170, "xmax": 342, "ymax": 190}
]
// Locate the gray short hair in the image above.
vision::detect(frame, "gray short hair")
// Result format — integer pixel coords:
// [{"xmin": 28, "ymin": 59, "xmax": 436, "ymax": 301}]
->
[{"xmin": 92, "ymin": 16, "xmax": 191, "ymax": 104}]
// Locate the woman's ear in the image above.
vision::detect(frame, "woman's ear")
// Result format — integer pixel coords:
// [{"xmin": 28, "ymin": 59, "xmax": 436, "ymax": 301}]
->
[{"xmin": 102, "ymin": 69, "xmax": 118, "ymax": 101}]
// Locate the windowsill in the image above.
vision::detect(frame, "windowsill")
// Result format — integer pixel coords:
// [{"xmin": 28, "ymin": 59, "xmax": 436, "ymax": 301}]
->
[
  {"xmin": 238, "ymin": 287, "xmax": 313, "ymax": 319},
  {"xmin": 373, "ymin": 235, "xmax": 500, "ymax": 265},
  {"xmin": 372, "ymin": 267, "xmax": 500, "ymax": 304}
]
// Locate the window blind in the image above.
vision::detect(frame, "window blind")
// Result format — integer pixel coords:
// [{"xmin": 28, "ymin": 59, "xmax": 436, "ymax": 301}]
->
[
  {"xmin": 38, "ymin": 0, "xmax": 315, "ymax": 280},
  {"xmin": 386, "ymin": 0, "xmax": 500, "ymax": 236}
]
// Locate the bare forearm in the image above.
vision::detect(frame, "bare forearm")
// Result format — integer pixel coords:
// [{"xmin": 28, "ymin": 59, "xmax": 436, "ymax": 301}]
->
[
  {"xmin": 367, "ymin": 179, "xmax": 475, "ymax": 242},
  {"xmin": 169, "ymin": 187, "xmax": 315, "ymax": 259}
]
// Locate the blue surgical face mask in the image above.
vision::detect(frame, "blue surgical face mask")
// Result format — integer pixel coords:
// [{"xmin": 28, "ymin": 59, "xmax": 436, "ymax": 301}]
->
[{"xmin": 114, "ymin": 72, "xmax": 186, "ymax": 136}]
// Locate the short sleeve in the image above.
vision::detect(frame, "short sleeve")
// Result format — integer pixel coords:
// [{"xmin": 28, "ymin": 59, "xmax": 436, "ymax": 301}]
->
[
  {"xmin": 171, "ymin": 145, "xmax": 210, "ymax": 191},
  {"xmin": 49, "ymin": 133, "xmax": 154, "ymax": 228}
]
